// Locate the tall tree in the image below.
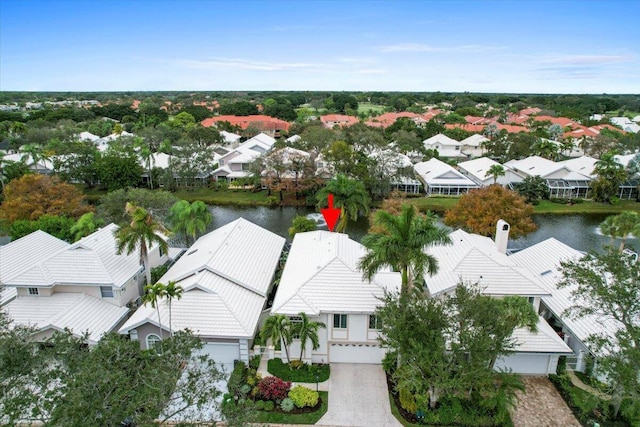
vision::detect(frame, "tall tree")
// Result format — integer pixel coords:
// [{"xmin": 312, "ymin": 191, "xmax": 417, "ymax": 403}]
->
[
  {"xmin": 164, "ymin": 281, "xmax": 183, "ymax": 337},
  {"xmin": 288, "ymin": 215, "xmax": 317, "ymax": 239},
  {"xmin": 114, "ymin": 202, "xmax": 169, "ymax": 291},
  {"xmin": 359, "ymin": 204, "xmax": 451, "ymax": 297},
  {"xmin": 261, "ymin": 315, "xmax": 293, "ymax": 363},
  {"xmin": 135, "ymin": 137, "xmax": 155, "ymax": 189},
  {"xmin": 599, "ymin": 211, "xmax": 640, "ymax": 252},
  {"xmin": 168, "ymin": 200, "xmax": 212, "ymax": 246},
  {"xmin": 143, "ymin": 282, "xmax": 168, "ymax": 342},
  {"xmin": 292, "ymin": 312, "xmax": 326, "ymax": 361},
  {"xmin": 487, "ymin": 164, "xmax": 505, "ymax": 184},
  {"xmin": 444, "ymin": 185, "xmax": 536, "ymax": 239},
  {"xmin": 70, "ymin": 212, "xmax": 104, "ymax": 241},
  {"xmin": 591, "ymin": 151, "xmax": 626, "ymax": 203},
  {"xmin": 560, "ymin": 250, "xmax": 640, "ymax": 418},
  {"xmin": 316, "ymin": 174, "xmax": 371, "ymax": 233}
]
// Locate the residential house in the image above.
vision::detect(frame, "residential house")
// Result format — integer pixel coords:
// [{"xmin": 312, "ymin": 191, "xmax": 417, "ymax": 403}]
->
[
  {"xmin": 270, "ymin": 231, "xmax": 401, "ymax": 364},
  {"xmin": 365, "ymin": 112, "xmax": 427, "ymax": 128},
  {"xmin": 261, "ymin": 146, "xmax": 314, "ymax": 191},
  {"xmin": 509, "ymin": 238, "xmax": 620, "ymax": 374},
  {"xmin": 201, "ymin": 115, "xmax": 290, "ymax": 138},
  {"xmin": 457, "ymin": 157, "xmax": 523, "ymax": 187},
  {"xmin": 610, "ymin": 117, "xmax": 640, "ymax": 133},
  {"xmin": 1, "ymin": 225, "xmax": 171, "ymax": 344},
  {"xmin": 423, "ymin": 133, "xmax": 466, "ymax": 159},
  {"xmin": 220, "ymin": 130, "xmax": 242, "ymax": 147},
  {"xmin": 505, "ymin": 156, "xmax": 591, "ymax": 198},
  {"xmin": 459, "ymin": 134, "xmax": 489, "ymax": 158},
  {"xmin": 3, "ymin": 152, "xmax": 54, "ymax": 175},
  {"xmin": 414, "ymin": 158, "xmax": 479, "ymax": 196},
  {"xmin": 320, "ymin": 114, "xmax": 359, "ymax": 128},
  {"xmin": 119, "ymin": 218, "xmax": 285, "ymax": 370},
  {"xmin": 211, "ymin": 133, "xmax": 276, "ymax": 181},
  {"xmin": 423, "ymin": 222, "xmax": 572, "ymax": 375}
]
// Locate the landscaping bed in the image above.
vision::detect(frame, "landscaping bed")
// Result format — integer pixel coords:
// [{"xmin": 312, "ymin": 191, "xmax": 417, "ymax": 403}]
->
[
  {"xmin": 253, "ymin": 391, "xmax": 328, "ymax": 424},
  {"xmin": 267, "ymin": 358, "xmax": 330, "ymax": 382}
]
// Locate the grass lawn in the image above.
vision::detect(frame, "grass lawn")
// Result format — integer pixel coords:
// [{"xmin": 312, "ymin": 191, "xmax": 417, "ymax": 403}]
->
[
  {"xmin": 358, "ymin": 102, "xmax": 386, "ymax": 114},
  {"xmin": 172, "ymin": 188, "xmax": 278, "ymax": 206},
  {"xmin": 253, "ymin": 391, "xmax": 328, "ymax": 424},
  {"xmin": 267, "ymin": 358, "xmax": 330, "ymax": 382}
]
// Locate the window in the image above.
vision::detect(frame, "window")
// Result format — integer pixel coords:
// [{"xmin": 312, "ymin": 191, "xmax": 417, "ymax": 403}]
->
[
  {"xmin": 528, "ymin": 296, "xmax": 535, "ymax": 305},
  {"xmin": 146, "ymin": 334, "xmax": 162, "ymax": 352},
  {"xmin": 289, "ymin": 316, "xmax": 302, "ymax": 339},
  {"xmin": 333, "ymin": 314, "xmax": 347, "ymax": 329},
  {"xmin": 159, "ymin": 246, "xmax": 165, "ymax": 257},
  {"xmin": 100, "ymin": 286, "xmax": 114, "ymax": 298},
  {"xmin": 219, "ymin": 159, "xmax": 225, "ymax": 166},
  {"xmin": 369, "ymin": 315, "xmax": 382, "ymax": 330},
  {"xmin": 28, "ymin": 287, "xmax": 39, "ymax": 296}
]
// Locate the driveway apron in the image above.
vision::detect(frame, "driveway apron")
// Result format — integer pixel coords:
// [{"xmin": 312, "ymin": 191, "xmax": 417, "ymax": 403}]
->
[{"xmin": 317, "ymin": 363, "xmax": 402, "ymax": 427}]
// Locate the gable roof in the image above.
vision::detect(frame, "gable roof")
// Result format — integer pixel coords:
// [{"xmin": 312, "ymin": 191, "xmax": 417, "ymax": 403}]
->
[
  {"xmin": 414, "ymin": 158, "xmax": 478, "ymax": 186},
  {"xmin": 424, "ymin": 229, "xmax": 549, "ymax": 297},
  {"xmin": 505, "ymin": 156, "xmax": 568, "ymax": 178},
  {"xmin": 460, "ymin": 134, "xmax": 489, "ymax": 148},
  {"xmin": 423, "ymin": 133, "xmax": 461, "ymax": 147},
  {"xmin": 201, "ymin": 116, "xmax": 291, "ymax": 132},
  {"xmin": 4, "ymin": 292, "xmax": 129, "ymax": 344},
  {"xmin": 5, "ymin": 224, "xmax": 145, "ymax": 288},
  {"xmin": 457, "ymin": 157, "xmax": 504, "ymax": 182},
  {"xmin": 271, "ymin": 231, "xmax": 400, "ymax": 316},
  {"xmin": 509, "ymin": 238, "xmax": 620, "ymax": 356},
  {"xmin": 120, "ymin": 218, "xmax": 284, "ymax": 338},
  {"xmin": 557, "ymin": 156, "xmax": 598, "ymax": 178}
]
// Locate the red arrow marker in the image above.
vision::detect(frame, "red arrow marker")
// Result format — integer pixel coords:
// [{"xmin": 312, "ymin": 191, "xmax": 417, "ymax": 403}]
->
[{"xmin": 321, "ymin": 193, "xmax": 341, "ymax": 232}]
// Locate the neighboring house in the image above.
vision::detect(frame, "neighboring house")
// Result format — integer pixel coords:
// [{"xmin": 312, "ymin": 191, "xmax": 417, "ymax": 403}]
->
[
  {"xmin": 285, "ymin": 134, "xmax": 302, "ymax": 144},
  {"xmin": 261, "ymin": 146, "xmax": 312, "ymax": 189},
  {"xmin": 313, "ymin": 153, "xmax": 335, "ymax": 179},
  {"xmin": 422, "ymin": 133, "xmax": 466, "ymax": 159},
  {"xmin": 459, "ymin": 134, "xmax": 489, "ymax": 158},
  {"xmin": 211, "ymin": 133, "xmax": 276, "ymax": 181},
  {"xmin": 457, "ymin": 157, "xmax": 523, "ymax": 187},
  {"xmin": 610, "ymin": 117, "xmax": 640, "ymax": 133},
  {"xmin": 509, "ymin": 238, "xmax": 621, "ymax": 374},
  {"xmin": 1, "ymin": 225, "xmax": 171, "ymax": 345},
  {"xmin": 506, "ymin": 155, "xmax": 591, "ymax": 198},
  {"xmin": 76, "ymin": 131, "xmax": 101, "ymax": 143},
  {"xmin": 320, "ymin": 114, "xmax": 359, "ymax": 128},
  {"xmin": 3, "ymin": 152, "xmax": 54, "ymax": 174},
  {"xmin": 414, "ymin": 158, "xmax": 479, "ymax": 196},
  {"xmin": 201, "ymin": 115, "xmax": 290, "ymax": 138},
  {"xmin": 119, "ymin": 218, "xmax": 285, "ymax": 369},
  {"xmin": 423, "ymin": 222, "xmax": 573, "ymax": 375},
  {"xmin": 95, "ymin": 131, "xmax": 135, "ymax": 152},
  {"xmin": 271, "ymin": 231, "xmax": 401, "ymax": 364},
  {"xmin": 220, "ymin": 130, "xmax": 242, "ymax": 147},
  {"xmin": 365, "ymin": 112, "xmax": 427, "ymax": 128}
]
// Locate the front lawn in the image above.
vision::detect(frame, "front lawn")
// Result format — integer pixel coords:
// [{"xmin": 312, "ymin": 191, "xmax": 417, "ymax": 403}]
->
[
  {"xmin": 267, "ymin": 358, "xmax": 330, "ymax": 382},
  {"xmin": 173, "ymin": 188, "xmax": 277, "ymax": 206},
  {"xmin": 253, "ymin": 391, "xmax": 328, "ymax": 424}
]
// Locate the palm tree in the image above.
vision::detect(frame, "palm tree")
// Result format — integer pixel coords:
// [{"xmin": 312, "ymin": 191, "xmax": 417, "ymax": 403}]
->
[
  {"xmin": 532, "ymin": 139, "xmax": 559, "ymax": 160},
  {"xmin": 70, "ymin": 212, "xmax": 104, "ymax": 241},
  {"xmin": 487, "ymin": 164, "xmax": 505, "ymax": 185},
  {"xmin": 359, "ymin": 204, "xmax": 451, "ymax": 297},
  {"xmin": 601, "ymin": 212, "xmax": 640, "ymax": 252},
  {"xmin": 135, "ymin": 138, "xmax": 155, "ymax": 190},
  {"xmin": 260, "ymin": 315, "xmax": 293, "ymax": 363},
  {"xmin": 143, "ymin": 282, "xmax": 168, "ymax": 343},
  {"xmin": 20, "ymin": 143, "xmax": 46, "ymax": 172},
  {"xmin": 599, "ymin": 215, "xmax": 621, "ymax": 248},
  {"xmin": 316, "ymin": 174, "xmax": 371, "ymax": 233},
  {"xmin": 293, "ymin": 312, "xmax": 326, "ymax": 361},
  {"xmin": 168, "ymin": 200, "xmax": 212, "ymax": 246},
  {"xmin": 114, "ymin": 202, "xmax": 170, "ymax": 292},
  {"xmin": 163, "ymin": 281, "xmax": 183, "ymax": 337},
  {"xmin": 592, "ymin": 152, "xmax": 627, "ymax": 203}
]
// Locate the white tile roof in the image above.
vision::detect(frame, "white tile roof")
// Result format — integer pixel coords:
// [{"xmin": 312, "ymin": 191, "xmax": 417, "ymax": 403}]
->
[
  {"xmin": 423, "ymin": 133, "xmax": 461, "ymax": 147},
  {"xmin": 557, "ymin": 156, "xmax": 598, "ymax": 178},
  {"xmin": 271, "ymin": 231, "xmax": 401, "ymax": 316},
  {"xmin": 4, "ymin": 293, "xmax": 129, "ymax": 344},
  {"xmin": 0, "ymin": 287, "xmax": 17, "ymax": 307},
  {"xmin": 460, "ymin": 134, "xmax": 489, "ymax": 148},
  {"xmin": 120, "ymin": 218, "xmax": 284, "ymax": 339},
  {"xmin": 457, "ymin": 157, "xmax": 504, "ymax": 182},
  {"xmin": 0, "ymin": 231, "xmax": 69, "ymax": 284},
  {"xmin": 220, "ymin": 130, "xmax": 241, "ymax": 144},
  {"xmin": 505, "ymin": 156, "xmax": 567, "ymax": 179},
  {"xmin": 425, "ymin": 229, "xmax": 549, "ymax": 297},
  {"xmin": 509, "ymin": 238, "xmax": 619, "ymax": 356},
  {"xmin": 614, "ymin": 153, "xmax": 636, "ymax": 169},
  {"xmin": 512, "ymin": 317, "xmax": 572, "ymax": 354},
  {"xmin": 5, "ymin": 224, "xmax": 144, "ymax": 289},
  {"xmin": 77, "ymin": 131, "xmax": 100, "ymax": 142},
  {"xmin": 414, "ymin": 158, "xmax": 478, "ymax": 186}
]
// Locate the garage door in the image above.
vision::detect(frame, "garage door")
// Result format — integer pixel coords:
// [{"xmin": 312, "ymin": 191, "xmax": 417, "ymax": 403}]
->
[
  {"xmin": 495, "ymin": 354, "xmax": 552, "ymax": 375},
  {"xmin": 199, "ymin": 342, "xmax": 240, "ymax": 372},
  {"xmin": 329, "ymin": 343, "xmax": 384, "ymax": 364}
]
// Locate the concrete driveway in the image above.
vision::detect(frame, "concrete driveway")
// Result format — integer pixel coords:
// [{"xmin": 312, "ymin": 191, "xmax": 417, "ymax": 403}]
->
[{"xmin": 318, "ymin": 363, "xmax": 402, "ymax": 427}]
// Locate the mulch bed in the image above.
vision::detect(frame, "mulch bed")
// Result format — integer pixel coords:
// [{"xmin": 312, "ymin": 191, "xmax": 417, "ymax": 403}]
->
[{"xmin": 257, "ymin": 398, "xmax": 323, "ymax": 415}]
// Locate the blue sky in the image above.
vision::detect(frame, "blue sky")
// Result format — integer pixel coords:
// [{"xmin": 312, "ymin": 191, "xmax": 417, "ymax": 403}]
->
[{"xmin": 1, "ymin": 0, "xmax": 639, "ymax": 93}]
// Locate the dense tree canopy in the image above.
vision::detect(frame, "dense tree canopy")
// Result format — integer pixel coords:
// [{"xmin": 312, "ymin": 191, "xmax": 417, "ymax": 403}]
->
[{"xmin": 444, "ymin": 185, "xmax": 536, "ymax": 239}]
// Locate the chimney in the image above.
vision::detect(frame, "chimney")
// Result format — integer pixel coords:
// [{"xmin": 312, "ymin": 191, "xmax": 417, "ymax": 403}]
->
[{"xmin": 495, "ymin": 219, "xmax": 510, "ymax": 254}]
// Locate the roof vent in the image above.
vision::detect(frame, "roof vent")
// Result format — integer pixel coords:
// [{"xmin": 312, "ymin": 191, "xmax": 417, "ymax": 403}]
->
[
  {"xmin": 541, "ymin": 270, "xmax": 552, "ymax": 276},
  {"xmin": 187, "ymin": 249, "xmax": 199, "ymax": 256}
]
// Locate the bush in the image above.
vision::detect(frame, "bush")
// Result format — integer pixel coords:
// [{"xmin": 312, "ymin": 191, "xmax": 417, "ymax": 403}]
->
[
  {"xmin": 249, "ymin": 354, "xmax": 262, "ymax": 370},
  {"xmin": 227, "ymin": 361, "xmax": 247, "ymax": 398},
  {"xmin": 382, "ymin": 351, "xmax": 398, "ymax": 374},
  {"xmin": 263, "ymin": 400, "xmax": 275, "ymax": 412},
  {"xmin": 257, "ymin": 376, "xmax": 291, "ymax": 401},
  {"xmin": 288, "ymin": 385, "xmax": 319, "ymax": 408},
  {"xmin": 255, "ymin": 400, "xmax": 266, "ymax": 410},
  {"xmin": 289, "ymin": 359, "xmax": 305, "ymax": 370},
  {"xmin": 280, "ymin": 398, "xmax": 295, "ymax": 412},
  {"xmin": 151, "ymin": 264, "xmax": 170, "ymax": 284},
  {"xmin": 398, "ymin": 387, "xmax": 417, "ymax": 413},
  {"xmin": 267, "ymin": 358, "xmax": 330, "ymax": 382}
]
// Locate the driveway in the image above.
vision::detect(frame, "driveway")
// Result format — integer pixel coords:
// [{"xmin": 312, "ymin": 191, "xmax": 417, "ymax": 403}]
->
[
  {"xmin": 317, "ymin": 363, "xmax": 402, "ymax": 427},
  {"xmin": 511, "ymin": 376, "xmax": 580, "ymax": 427}
]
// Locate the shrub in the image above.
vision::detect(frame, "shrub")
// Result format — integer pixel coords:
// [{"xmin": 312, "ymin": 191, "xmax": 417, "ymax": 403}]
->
[
  {"xmin": 289, "ymin": 359, "xmax": 305, "ymax": 370},
  {"xmin": 257, "ymin": 376, "xmax": 291, "ymax": 401},
  {"xmin": 249, "ymin": 354, "xmax": 262, "ymax": 370},
  {"xmin": 227, "ymin": 361, "xmax": 247, "ymax": 398},
  {"xmin": 267, "ymin": 358, "xmax": 330, "ymax": 382},
  {"xmin": 382, "ymin": 351, "xmax": 398, "ymax": 374},
  {"xmin": 240, "ymin": 384, "xmax": 252, "ymax": 396},
  {"xmin": 280, "ymin": 397, "xmax": 295, "ymax": 412},
  {"xmin": 288, "ymin": 385, "xmax": 319, "ymax": 408},
  {"xmin": 263, "ymin": 400, "xmax": 275, "ymax": 411},
  {"xmin": 399, "ymin": 387, "xmax": 417, "ymax": 413},
  {"xmin": 254, "ymin": 400, "xmax": 266, "ymax": 410}
]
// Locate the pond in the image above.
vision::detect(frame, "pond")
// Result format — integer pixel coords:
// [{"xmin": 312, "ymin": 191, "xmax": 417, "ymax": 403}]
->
[{"xmin": 209, "ymin": 206, "xmax": 634, "ymax": 253}]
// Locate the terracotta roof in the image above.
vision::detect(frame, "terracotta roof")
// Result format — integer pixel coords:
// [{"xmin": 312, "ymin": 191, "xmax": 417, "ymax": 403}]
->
[
  {"xmin": 445, "ymin": 123, "xmax": 528, "ymax": 134},
  {"xmin": 519, "ymin": 107, "xmax": 542, "ymax": 116},
  {"xmin": 201, "ymin": 115, "xmax": 291, "ymax": 131},
  {"xmin": 534, "ymin": 115, "xmax": 575, "ymax": 128},
  {"xmin": 365, "ymin": 112, "xmax": 425, "ymax": 128},
  {"xmin": 465, "ymin": 115, "xmax": 492, "ymax": 125},
  {"xmin": 320, "ymin": 114, "xmax": 359, "ymax": 127}
]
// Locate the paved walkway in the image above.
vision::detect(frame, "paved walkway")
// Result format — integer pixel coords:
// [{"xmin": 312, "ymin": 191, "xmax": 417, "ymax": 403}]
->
[
  {"xmin": 511, "ymin": 376, "xmax": 580, "ymax": 427},
  {"xmin": 566, "ymin": 370, "xmax": 610, "ymax": 400},
  {"xmin": 318, "ymin": 363, "xmax": 402, "ymax": 427}
]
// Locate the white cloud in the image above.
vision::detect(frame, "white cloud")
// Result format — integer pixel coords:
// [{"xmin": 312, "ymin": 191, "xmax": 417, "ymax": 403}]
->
[
  {"xmin": 378, "ymin": 43, "xmax": 505, "ymax": 53},
  {"xmin": 173, "ymin": 58, "xmax": 325, "ymax": 72}
]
